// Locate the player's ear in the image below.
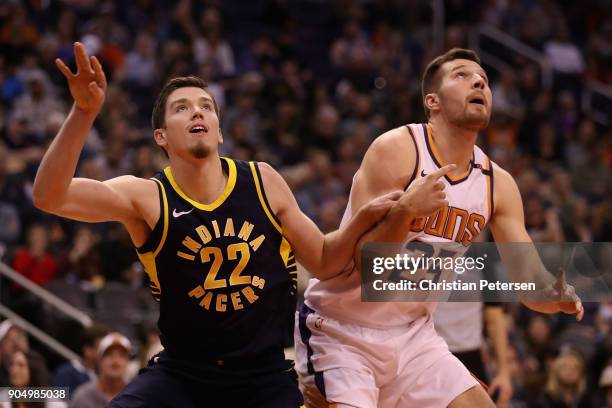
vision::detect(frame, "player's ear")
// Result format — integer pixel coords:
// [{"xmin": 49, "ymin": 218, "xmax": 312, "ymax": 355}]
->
[
  {"xmin": 154, "ymin": 128, "xmax": 167, "ymax": 148},
  {"xmin": 425, "ymin": 93, "xmax": 440, "ymax": 114},
  {"xmin": 218, "ymin": 128, "xmax": 223, "ymax": 145}
]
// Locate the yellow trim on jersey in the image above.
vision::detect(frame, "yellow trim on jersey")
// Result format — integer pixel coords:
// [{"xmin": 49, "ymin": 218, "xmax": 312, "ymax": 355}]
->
[
  {"xmin": 163, "ymin": 157, "xmax": 237, "ymax": 211},
  {"xmin": 137, "ymin": 251, "xmax": 161, "ymax": 301},
  {"xmin": 153, "ymin": 178, "xmax": 169, "ymax": 256},
  {"xmin": 425, "ymin": 124, "xmax": 470, "ymax": 181},
  {"xmin": 279, "ymin": 237, "xmax": 294, "ymax": 268},
  {"xmin": 135, "ymin": 178, "xmax": 168, "ymax": 300},
  {"xmin": 249, "ymin": 161, "xmax": 283, "ymax": 234}
]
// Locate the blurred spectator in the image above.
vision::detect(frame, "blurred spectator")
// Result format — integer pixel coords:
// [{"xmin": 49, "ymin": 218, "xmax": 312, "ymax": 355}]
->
[
  {"xmin": 11, "ymin": 71, "xmax": 65, "ymax": 138},
  {"xmin": 70, "ymin": 333, "xmax": 131, "ymax": 408},
  {"xmin": 52, "ymin": 325, "xmax": 109, "ymax": 396},
  {"xmin": 531, "ymin": 350, "xmax": 593, "ymax": 408},
  {"xmin": 492, "ymin": 69, "xmax": 524, "ymax": 120},
  {"xmin": 330, "ymin": 19, "xmax": 374, "ymax": 78},
  {"xmin": 0, "ymin": 320, "xmax": 29, "ymax": 387},
  {"xmin": 62, "ymin": 226, "xmax": 102, "ymax": 283},
  {"xmin": 545, "ymin": 24, "xmax": 586, "ymax": 76},
  {"xmin": 1, "ymin": 349, "xmax": 66, "ymax": 408},
  {"xmin": 523, "ymin": 195, "xmax": 564, "ymax": 242},
  {"xmin": 12, "ymin": 224, "xmax": 58, "ymax": 288},
  {"xmin": 191, "ymin": 8, "xmax": 236, "ymax": 76},
  {"xmin": 0, "ymin": 144, "xmax": 23, "ymax": 246},
  {"xmin": 119, "ymin": 32, "xmax": 157, "ymax": 89},
  {"xmin": 599, "ymin": 365, "xmax": 612, "ymax": 408}
]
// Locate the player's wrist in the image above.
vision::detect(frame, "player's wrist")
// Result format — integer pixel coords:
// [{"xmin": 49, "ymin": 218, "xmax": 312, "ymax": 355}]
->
[
  {"xmin": 396, "ymin": 195, "xmax": 417, "ymax": 218},
  {"xmin": 72, "ymin": 102, "xmax": 101, "ymax": 119}
]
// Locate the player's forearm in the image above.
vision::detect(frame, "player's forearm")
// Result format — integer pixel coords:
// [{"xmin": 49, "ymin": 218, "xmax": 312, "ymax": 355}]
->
[
  {"xmin": 521, "ymin": 301, "xmax": 561, "ymax": 314},
  {"xmin": 313, "ymin": 207, "xmax": 378, "ymax": 280},
  {"xmin": 360, "ymin": 202, "xmax": 415, "ymax": 243},
  {"xmin": 485, "ymin": 307, "xmax": 510, "ymax": 375},
  {"xmin": 350, "ymin": 203, "xmax": 416, "ymax": 273},
  {"xmin": 33, "ymin": 104, "xmax": 97, "ymax": 210}
]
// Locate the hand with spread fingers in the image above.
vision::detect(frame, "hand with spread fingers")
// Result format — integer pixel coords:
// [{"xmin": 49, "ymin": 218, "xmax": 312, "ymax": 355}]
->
[{"xmin": 56, "ymin": 42, "xmax": 107, "ymax": 114}]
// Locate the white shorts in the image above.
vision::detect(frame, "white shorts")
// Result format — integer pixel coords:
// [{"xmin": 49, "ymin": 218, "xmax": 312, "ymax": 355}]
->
[{"xmin": 294, "ymin": 304, "xmax": 478, "ymax": 408}]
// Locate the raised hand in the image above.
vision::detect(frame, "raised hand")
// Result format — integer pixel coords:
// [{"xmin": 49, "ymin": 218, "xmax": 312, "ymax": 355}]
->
[
  {"xmin": 399, "ymin": 164, "xmax": 456, "ymax": 218},
  {"xmin": 553, "ymin": 268, "xmax": 584, "ymax": 321},
  {"xmin": 56, "ymin": 42, "xmax": 107, "ymax": 114}
]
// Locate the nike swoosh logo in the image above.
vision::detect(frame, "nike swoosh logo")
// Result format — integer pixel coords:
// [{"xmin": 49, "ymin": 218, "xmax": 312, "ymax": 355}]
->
[
  {"xmin": 172, "ymin": 208, "xmax": 194, "ymax": 218},
  {"xmin": 421, "ymin": 169, "xmax": 427, "ymax": 177}
]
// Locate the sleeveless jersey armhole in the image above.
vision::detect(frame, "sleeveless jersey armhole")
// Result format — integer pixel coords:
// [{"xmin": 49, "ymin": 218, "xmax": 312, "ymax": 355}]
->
[{"xmin": 405, "ymin": 124, "xmax": 420, "ymax": 190}]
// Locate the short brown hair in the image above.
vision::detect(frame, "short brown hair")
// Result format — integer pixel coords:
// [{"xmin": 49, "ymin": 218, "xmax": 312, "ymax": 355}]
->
[
  {"xmin": 151, "ymin": 76, "xmax": 220, "ymax": 130},
  {"xmin": 421, "ymin": 48, "xmax": 481, "ymax": 117}
]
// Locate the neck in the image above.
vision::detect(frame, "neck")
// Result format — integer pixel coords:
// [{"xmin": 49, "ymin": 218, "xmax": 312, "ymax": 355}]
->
[
  {"xmin": 428, "ymin": 117, "xmax": 479, "ymax": 176},
  {"xmin": 99, "ymin": 377, "xmax": 125, "ymax": 398},
  {"xmin": 169, "ymin": 155, "xmax": 226, "ymax": 204}
]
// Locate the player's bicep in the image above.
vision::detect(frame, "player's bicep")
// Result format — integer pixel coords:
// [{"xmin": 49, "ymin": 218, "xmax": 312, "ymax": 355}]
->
[
  {"xmin": 488, "ymin": 166, "xmax": 531, "ymax": 243},
  {"xmin": 257, "ymin": 163, "xmax": 324, "ymax": 266},
  {"xmin": 46, "ymin": 176, "xmax": 142, "ymax": 224},
  {"xmin": 350, "ymin": 128, "xmax": 415, "ymax": 215}
]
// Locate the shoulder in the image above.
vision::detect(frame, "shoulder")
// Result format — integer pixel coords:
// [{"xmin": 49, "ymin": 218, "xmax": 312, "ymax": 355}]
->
[
  {"xmin": 367, "ymin": 125, "xmax": 416, "ymax": 159},
  {"xmin": 490, "ymin": 161, "xmax": 522, "ymax": 219},
  {"xmin": 106, "ymin": 175, "xmax": 159, "ymax": 208},
  {"xmin": 491, "ymin": 162, "xmax": 519, "ymax": 194},
  {"xmin": 107, "ymin": 175, "xmax": 158, "ymax": 192},
  {"xmin": 254, "ymin": 161, "xmax": 287, "ymax": 191},
  {"xmin": 357, "ymin": 125, "xmax": 418, "ymax": 190},
  {"xmin": 253, "ymin": 161, "xmax": 294, "ymax": 216}
]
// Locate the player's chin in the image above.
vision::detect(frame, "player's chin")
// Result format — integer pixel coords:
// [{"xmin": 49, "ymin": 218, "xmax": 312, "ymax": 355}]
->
[
  {"xmin": 188, "ymin": 144, "xmax": 212, "ymax": 159},
  {"xmin": 457, "ymin": 114, "xmax": 489, "ymax": 130}
]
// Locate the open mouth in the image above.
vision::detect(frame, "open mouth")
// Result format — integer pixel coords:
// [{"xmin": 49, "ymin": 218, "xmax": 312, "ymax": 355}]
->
[
  {"xmin": 189, "ymin": 125, "xmax": 208, "ymax": 134},
  {"xmin": 469, "ymin": 97, "xmax": 485, "ymax": 106}
]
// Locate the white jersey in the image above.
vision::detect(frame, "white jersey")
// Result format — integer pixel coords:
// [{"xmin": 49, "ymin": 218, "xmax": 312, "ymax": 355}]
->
[
  {"xmin": 434, "ymin": 301, "xmax": 484, "ymax": 352},
  {"xmin": 304, "ymin": 123, "xmax": 494, "ymax": 328}
]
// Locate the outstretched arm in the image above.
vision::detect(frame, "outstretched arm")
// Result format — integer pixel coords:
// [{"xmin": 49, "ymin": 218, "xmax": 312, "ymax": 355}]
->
[
  {"xmin": 258, "ymin": 162, "xmax": 400, "ymax": 281},
  {"xmin": 489, "ymin": 164, "xmax": 583, "ymax": 320},
  {"xmin": 33, "ymin": 42, "xmax": 154, "ymax": 245}
]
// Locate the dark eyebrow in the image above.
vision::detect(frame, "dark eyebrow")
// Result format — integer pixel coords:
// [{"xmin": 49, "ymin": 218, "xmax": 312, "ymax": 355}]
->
[
  {"xmin": 451, "ymin": 64, "xmax": 488, "ymax": 80},
  {"xmin": 451, "ymin": 64, "xmax": 467, "ymax": 72},
  {"xmin": 169, "ymin": 96, "xmax": 214, "ymax": 109},
  {"xmin": 169, "ymin": 98, "xmax": 189, "ymax": 109}
]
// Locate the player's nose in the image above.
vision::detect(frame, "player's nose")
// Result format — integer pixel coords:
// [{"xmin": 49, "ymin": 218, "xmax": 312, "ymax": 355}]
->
[
  {"xmin": 191, "ymin": 108, "xmax": 204, "ymax": 120},
  {"xmin": 472, "ymin": 74, "xmax": 485, "ymax": 90}
]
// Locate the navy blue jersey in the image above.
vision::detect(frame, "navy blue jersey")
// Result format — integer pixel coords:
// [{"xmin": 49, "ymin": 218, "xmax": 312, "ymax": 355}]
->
[{"xmin": 136, "ymin": 158, "xmax": 298, "ymax": 365}]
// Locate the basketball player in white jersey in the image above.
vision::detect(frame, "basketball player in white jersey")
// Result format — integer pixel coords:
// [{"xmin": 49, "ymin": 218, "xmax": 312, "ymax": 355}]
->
[{"xmin": 295, "ymin": 48, "xmax": 583, "ymax": 407}]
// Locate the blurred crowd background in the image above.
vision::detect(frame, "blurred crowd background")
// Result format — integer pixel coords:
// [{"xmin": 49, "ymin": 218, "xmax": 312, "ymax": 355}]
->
[{"xmin": 0, "ymin": 0, "xmax": 610, "ymax": 407}]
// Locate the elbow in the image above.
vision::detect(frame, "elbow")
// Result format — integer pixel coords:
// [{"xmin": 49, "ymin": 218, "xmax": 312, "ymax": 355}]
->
[
  {"xmin": 32, "ymin": 194, "xmax": 52, "ymax": 212},
  {"xmin": 32, "ymin": 189, "xmax": 58, "ymax": 212}
]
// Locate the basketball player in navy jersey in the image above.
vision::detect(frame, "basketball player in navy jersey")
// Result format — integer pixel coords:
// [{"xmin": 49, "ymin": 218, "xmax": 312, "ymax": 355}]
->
[
  {"xmin": 31, "ymin": 43, "xmax": 450, "ymax": 407},
  {"xmin": 296, "ymin": 48, "xmax": 584, "ymax": 407}
]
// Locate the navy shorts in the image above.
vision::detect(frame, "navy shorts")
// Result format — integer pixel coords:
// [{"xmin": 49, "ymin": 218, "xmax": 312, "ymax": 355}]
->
[{"xmin": 108, "ymin": 353, "xmax": 303, "ymax": 408}]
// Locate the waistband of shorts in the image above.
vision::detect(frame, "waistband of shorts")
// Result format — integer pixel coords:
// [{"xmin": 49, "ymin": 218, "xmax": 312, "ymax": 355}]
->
[
  {"xmin": 301, "ymin": 301, "xmax": 428, "ymax": 332},
  {"xmin": 156, "ymin": 347, "xmax": 288, "ymax": 371}
]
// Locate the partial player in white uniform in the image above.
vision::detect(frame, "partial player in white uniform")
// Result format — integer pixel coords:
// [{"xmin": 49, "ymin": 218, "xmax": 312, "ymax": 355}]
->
[
  {"xmin": 295, "ymin": 48, "xmax": 584, "ymax": 408},
  {"xmin": 435, "ymin": 300, "xmax": 513, "ymax": 405}
]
